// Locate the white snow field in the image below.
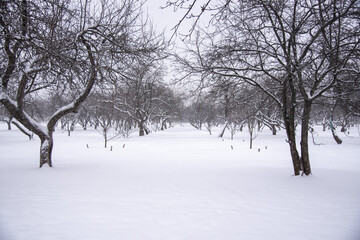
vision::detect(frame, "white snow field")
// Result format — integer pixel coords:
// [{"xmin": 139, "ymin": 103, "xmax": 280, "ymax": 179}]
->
[{"xmin": 0, "ymin": 123, "xmax": 360, "ymax": 240}]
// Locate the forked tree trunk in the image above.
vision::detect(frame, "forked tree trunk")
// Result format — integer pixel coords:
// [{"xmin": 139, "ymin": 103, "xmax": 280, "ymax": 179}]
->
[
  {"xmin": 1, "ymin": 7, "xmax": 97, "ymax": 168},
  {"xmin": 6, "ymin": 119, "xmax": 12, "ymax": 130}
]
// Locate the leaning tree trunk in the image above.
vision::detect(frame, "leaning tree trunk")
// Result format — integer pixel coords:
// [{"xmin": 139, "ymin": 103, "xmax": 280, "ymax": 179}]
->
[
  {"xmin": 329, "ymin": 115, "xmax": 342, "ymax": 144},
  {"xmin": 38, "ymin": 34, "xmax": 97, "ymax": 167},
  {"xmin": 300, "ymin": 100, "xmax": 312, "ymax": 176},
  {"xmin": 218, "ymin": 122, "xmax": 228, "ymax": 138}
]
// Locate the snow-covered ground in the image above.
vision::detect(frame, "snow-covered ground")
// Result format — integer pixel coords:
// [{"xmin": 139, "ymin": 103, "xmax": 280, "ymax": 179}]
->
[{"xmin": 0, "ymin": 123, "xmax": 360, "ymax": 240}]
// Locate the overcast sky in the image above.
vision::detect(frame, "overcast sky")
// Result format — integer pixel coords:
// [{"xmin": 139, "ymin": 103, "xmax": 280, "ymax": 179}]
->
[
  {"xmin": 144, "ymin": 0, "xmax": 212, "ymax": 42},
  {"xmin": 143, "ymin": 0, "xmax": 211, "ymax": 94},
  {"xmin": 144, "ymin": 1, "xmax": 182, "ymax": 40}
]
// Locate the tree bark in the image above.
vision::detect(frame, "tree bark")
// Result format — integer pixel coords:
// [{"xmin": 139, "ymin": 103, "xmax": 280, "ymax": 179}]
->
[
  {"xmin": 39, "ymin": 134, "xmax": 53, "ymax": 168},
  {"xmin": 329, "ymin": 115, "xmax": 342, "ymax": 144},
  {"xmin": 286, "ymin": 121, "xmax": 301, "ymax": 176},
  {"xmin": 218, "ymin": 122, "xmax": 228, "ymax": 138},
  {"xmin": 67, "ymin": 122, "xmax": 71, "ymax": 136},
  {"xmin": 282, "ymin": 78, "xmax": 301, "ymax": 176},
  {"xmin": 6, "ymin": 115, "xmax": 13, "ymax": 130},
  {"xmin": 249, "ymin": 132, "xmax": 253, "ymax": 149},
  {"xmin": 1, "ymin": 95, "xmax": 53, "ymax": 167},
  {"xmin": 300, "ymin": 100, "xmax": 312, "ymax": 176},
  {"xmin": 6, "ymin": 120, "xmax": 11, "ymax": 130},
  {"xmin": 144, "ymin": 125, "xmax": 150, "ymax": 135},
  {"xmin": 139, "ymin": 123, "xmax": 145, "ymax": 136},
  {"xmin": 271, "ymin": 124, "xmax": 277, "ymax": 135}
]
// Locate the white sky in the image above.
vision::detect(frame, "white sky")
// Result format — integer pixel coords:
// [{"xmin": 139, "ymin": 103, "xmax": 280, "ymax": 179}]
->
[
  {"xmin": 143, "ymin": 1, "xmax": 191, "ymax": 90},
  {"xmin": 144, "ymin": 0, "xmax": 213, "ymax": 42},
  {"xmin": 143, "ymin": 0, "xmax": 213, "ymax": 95},
  {"xmin": 144, "ymin": 0, "xmax": 189, "ymax": 42}
]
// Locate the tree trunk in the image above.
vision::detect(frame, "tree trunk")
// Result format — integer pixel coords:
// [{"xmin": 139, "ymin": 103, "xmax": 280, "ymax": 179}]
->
[
  {"xmin": 249, "ymin": 132, "xmax": 253, "ymax": 149},
  {"xmin": 286, "ymin": 122, "xmax": 301, "ymax": 175},
  {"xmin": 218, "ymin": 122, "xmax": 228, "ymax": 138},
  {"xmin": 61, "ymin": 119, "xmax": 66, "ymax": 130},
  {"xmin": 331, "ymin": 129, "xmax": 342, "ymax": 144},
  {"xmin": 6, "ymin": 119, "xmax": 12, "ymax": 130},
  {"xmin": 1, "ymin": 19, "xmax": 97, "ymax": 168},
  {"xmin": 6, "ymin": 121, "xmax": 11, "ymax": 130},
  {"xmin": 161, "ymin": 120, "xmax": 167, "ymax": 131},
  {"xmin": 271, "ymin": 124, "xmax": 277, "ymax": 135},
  {"xmin": 300, "ymin": 100, "xmax": 312, "ymax": 176},
  {"xmin": 248, "ymin": 121, "xmax": 254, "ymax": 149},
  {"xmin": 282, "ymin": 79, "xmax": 301, "ymax": 176},
  {"xmin": 205, "ymin": 123, "xmax": 212, "ymax": 135},
  {"xmin": 144, "ymin": 125, "xmax": 150, "ymax": 135},
  {"xmin": 67, "ymin": 122, "xmax": 71, "ymax": 136},
  {"xmin": 40, "ymin": 135, "xmax": 53, "ymax": 168},
  {"xmin": 340, "ymin": 125, "xmax": 346, "ymax": 132},
  {"xmin": 139, "ymin": 123, "xmax": 145, "ymax": 136},
  {"xmin": 329, "ymin": 115, "xmax": 342, "ymax": 144}
]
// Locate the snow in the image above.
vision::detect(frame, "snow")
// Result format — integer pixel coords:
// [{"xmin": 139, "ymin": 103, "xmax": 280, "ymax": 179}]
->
[
  {"xmin": 0, "ymin": 91, "xmax": 48, "ymax": 136},
  {"xmin": 49, "ymin": 102, "xmax": 76, "ymax": 121},
  {"xmin": 0, "ymin": 123, "xmax": 360, "ymax": 240},
  {"xmin": 23, "ymin": 112, "xmax": 49, "ymax": 136},
  {"xmin": 0, "ymin": 92, "xmax": 5, "ymax": 101}
]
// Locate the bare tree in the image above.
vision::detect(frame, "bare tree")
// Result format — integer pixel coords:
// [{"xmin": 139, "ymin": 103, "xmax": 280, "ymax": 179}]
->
[
  {"xmin": 92, "ymin": 95, "xmax": 119, "ymax": 148},
  {"xmin": 186, "ymin": 96, "xmax": 218, "ymax": 134},
  {"xmin": 1, "ymin": 0, "xmax": 162, "ymax": 167},
  {"xmin": 113, "ymin": 61, "xmax": 171, "ymax": 136},
  {"xmin": 170, "ymin": 0, "xmax": 360, "ymax": 175},
  {"xmin": 150, "ymin": 84, "xmax": 182, "ymax": 131}
]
